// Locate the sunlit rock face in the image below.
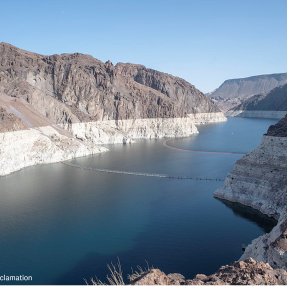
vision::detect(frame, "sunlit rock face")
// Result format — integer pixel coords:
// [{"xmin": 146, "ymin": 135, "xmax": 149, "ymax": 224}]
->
[
  {"xmin": 214, "ymin": 114, "xmax": 287, "ymax": 270},
  {"xmin": 0, "ymin": 42, "xmax": 224, "ymax": 127},
  {"xmin": 0, "ymin": 42, "xmax": 226, "ymax": 175}
]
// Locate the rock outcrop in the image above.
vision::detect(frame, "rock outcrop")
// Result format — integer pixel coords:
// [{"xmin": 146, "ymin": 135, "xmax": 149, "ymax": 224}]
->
[
  {"xmin": 267, "ymin": 113, "xmax": 287, "ymax": 137},
  {"xmin": 214, "ymin": 114, "xmax": 287, "ymax": 270},
  {"xmin": 0, "ymin": 42, "xmax": 224, "ymax": 126},
  {"xmin": 0, "ymin": 42, "xmax": 226, "ymax": 175},
  {"xmin": 207, "ymin": 73, "xmax": 287, "ymax": 112},
  {"xmin": 130, "ymin": 259, "xmax": 287, "ymax": 285},
  {"xmin": 226, "ymin": 83, "xmax": 287, "ymax": 119}
]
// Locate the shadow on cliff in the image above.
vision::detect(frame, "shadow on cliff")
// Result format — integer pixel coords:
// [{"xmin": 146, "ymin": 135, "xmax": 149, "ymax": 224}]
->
[{"xmin": 215, "ymin": 198, "xmax": 277, "ymax": 233}]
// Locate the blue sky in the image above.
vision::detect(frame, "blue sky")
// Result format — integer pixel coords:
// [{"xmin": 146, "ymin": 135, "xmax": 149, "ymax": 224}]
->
[{"xmin": 1, "ymin": 0, "xmax": 287, "ymax": 93}]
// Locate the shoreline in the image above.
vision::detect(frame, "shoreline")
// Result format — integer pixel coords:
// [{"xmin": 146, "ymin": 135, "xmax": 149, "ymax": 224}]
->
[
  {"xmin": 213, "ymin": 134, "xmax": 287, "ymax": 270},
  {"xmin": 0, "ymin": 112, "xmax": 226, "ymax": 177}
]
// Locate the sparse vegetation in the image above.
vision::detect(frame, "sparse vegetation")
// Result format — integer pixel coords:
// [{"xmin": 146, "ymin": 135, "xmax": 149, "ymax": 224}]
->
[{"xmin": 84, "ymin": 258, "xmax": 152, "ymax": 285}]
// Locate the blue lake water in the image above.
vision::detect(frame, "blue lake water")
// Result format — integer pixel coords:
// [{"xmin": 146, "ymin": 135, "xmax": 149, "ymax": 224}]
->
[{"xmin": 0, "ymin": 117, "xmax": 278, "ymax": 284}]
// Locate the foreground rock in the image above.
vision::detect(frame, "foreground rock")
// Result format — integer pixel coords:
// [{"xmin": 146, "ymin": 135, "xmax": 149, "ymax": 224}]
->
[
  {"xmin": 130, "ymin": 259, "xmax": 287, "ymax": 285},
  {"xmin": 214, "ymin": 114, "xmax": 287, "ymax": 270},
  {"xmin": 226, "ymin": 83, "xmax": 287, "ymax": 119},
  {"xmin": 207, "ymin": 73, "xmax": 287, "ymax": 112}
]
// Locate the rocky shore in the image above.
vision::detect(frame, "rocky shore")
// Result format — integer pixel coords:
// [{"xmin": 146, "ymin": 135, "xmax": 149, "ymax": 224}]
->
[
  {"xmin": 0, "ymin": 126, "xmax": 107, "ymax": 176},
  {"xmin": 214, "ymin": 114, "xmax": 287, "ymax": 271},
  {"xmin": 129, "ymin": 259, "xmax": 287, "ymax": 285},
  {"xmin": 0, "ymin": 111, "xmax": 225, "ymax": 176},
  {"xmin": 127, "ymin": 115, "xmax": 287, "ymax": 285}
]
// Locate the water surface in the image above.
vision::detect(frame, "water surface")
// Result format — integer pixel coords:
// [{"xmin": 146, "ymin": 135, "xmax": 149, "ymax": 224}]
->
[{"xmin": 0, "ymin": 117, "xmax": 278, "ymax": 284}]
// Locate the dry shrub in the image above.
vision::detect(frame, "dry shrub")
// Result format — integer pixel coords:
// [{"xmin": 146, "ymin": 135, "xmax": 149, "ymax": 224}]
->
[{"xmin": 85, "ymin": 258, "xmax": 152, "ymax": 285}]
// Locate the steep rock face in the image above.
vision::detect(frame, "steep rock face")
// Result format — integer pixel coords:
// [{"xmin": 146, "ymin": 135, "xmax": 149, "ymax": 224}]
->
[
  {"xmin": 226, "ymin": 83, "xmax": 287, "ymax": 119},
  {"xmin": 130, "ymin": 259, "xmax": 287, "ymax": 285},
  {"xmin": 214, "ymin": 115, "xmax": 287, "ymax": 270},
  {"xmin": 0, "ymin": 42, "xmax": 223, "ymax": 127},
  {"xmin": 0, "ymin": 42, "xmax": 226, "ymax": 175},
  {"xmin": 115, "ymin": 63, "xmax": 219, "ymax": 115},
  {"xmin": 207, "ymin": 73, "xmax": 287, "ymax": 112}
]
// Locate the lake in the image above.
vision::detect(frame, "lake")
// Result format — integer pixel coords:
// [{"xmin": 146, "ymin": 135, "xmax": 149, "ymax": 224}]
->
[{"xmin": 0, "ymin": 117, "xmax": 278, "ymax": 284}]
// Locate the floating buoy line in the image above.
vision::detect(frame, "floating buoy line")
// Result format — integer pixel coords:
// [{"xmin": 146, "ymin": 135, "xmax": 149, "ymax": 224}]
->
[
  {"xmin": 164, "ymin": 137, "xmax": 247, "ymax": 155},
  {"xmin": 61, "ymin": 137, "xmax": 247, "ymax": 181},
  {"xmin": 61, "ymin": 162, "xmax": 224, "ymax": 181}
]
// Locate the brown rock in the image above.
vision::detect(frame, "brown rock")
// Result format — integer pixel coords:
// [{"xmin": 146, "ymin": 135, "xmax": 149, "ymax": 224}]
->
[
  {"xmin": 130, "ymin": 259, "xmax": 287, "ymax": 285},
  {"xmin": 130, "ymin": 269, "xmax": 170, "ymax": 285},
  {"xmin": 267, "ymin": 113, "xmax": 287, "ymax": 137},
  {"xmin": 0, "ymin": 42, "xmax": 220, "ymax": 132},
  {"xmin": 0, "ymin": 106, "xmax": 27, "ymax": 132},
  {"xmin": 195, "ymin": 274, "xmax": 208, "ymax": 281}
]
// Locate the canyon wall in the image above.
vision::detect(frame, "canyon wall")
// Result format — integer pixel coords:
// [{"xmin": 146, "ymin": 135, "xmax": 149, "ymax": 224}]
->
[
  {"xmin": 0, "ymin": 42, "xmax": 226, "ymax": 175},
  {"xmin": 214, "ymin": 115, "xmax": 287, "ymax": 270},
  {"xmin": 0, "ymin": 42, "xmax": 223, "ymax": 127}
]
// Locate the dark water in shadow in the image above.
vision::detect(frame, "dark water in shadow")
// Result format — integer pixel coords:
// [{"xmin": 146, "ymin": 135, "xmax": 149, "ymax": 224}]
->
[
  {"xmin": 215, "ymin": 198, "xmax": 277, "ymax": 233},
  {"xmin": 0, "ymin": 117, "xmax": 278, "ymax": 284}
]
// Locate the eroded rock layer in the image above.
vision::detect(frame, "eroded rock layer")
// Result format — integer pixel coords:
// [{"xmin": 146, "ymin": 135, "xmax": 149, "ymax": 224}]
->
[
  {"xmin": 214, "ymin": 114, "xmax": 287, "ymax": 270},
  {"xmin": 0, "ymin": 127, "xmax": 107, "ymax": 176}
]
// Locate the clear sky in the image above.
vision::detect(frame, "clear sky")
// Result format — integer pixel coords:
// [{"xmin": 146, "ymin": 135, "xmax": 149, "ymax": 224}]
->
[{"xmin": 1, "ymin": 0, "xmax": 287, "ymax": 93}]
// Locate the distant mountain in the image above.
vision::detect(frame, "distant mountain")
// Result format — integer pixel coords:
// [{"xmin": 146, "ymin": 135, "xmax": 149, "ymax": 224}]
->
[
  {"xmin": 207, "ymin": 73, "xmax": 287, "ymax": 112},
  {"xmin": 226, "ymin": 83, "xmax": 287, "ymax": 119}
]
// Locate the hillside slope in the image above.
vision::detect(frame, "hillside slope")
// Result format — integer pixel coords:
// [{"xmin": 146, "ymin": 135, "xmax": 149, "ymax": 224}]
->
[
  {"xmin": 207, "ymin": 73, "xmax": 287, "ymax": 112},
  {"xmin": 226, "ymin": 83, "xmax": 287, "ymax": 119}
]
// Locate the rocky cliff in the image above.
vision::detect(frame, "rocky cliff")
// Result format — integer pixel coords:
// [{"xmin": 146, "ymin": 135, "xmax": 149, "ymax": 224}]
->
[
  {"xmin": 214, "ymin": 114, "xmax": 287, "ymax": 270},
  {"xmin": 207, "ymin": 73, "xmax": 287, "ymax": 112},
  {"xmin": 0, "ymin": 42, "xmax": 223, "ymax": 125},
  {"xmin": 226, "ymin": 83, "xmax": 287, "ymax": 119},
  {"xmin": 128, "ymin": 259, "xmax": 287, "ymax": 285},
  {"xmin": 0, "ymin": 42, "xmax": 226, "ymax": 175}
]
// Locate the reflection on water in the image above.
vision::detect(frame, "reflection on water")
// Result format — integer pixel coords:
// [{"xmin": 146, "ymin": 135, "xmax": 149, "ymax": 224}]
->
[
  {"xmin": 216, "ymin": 198, "xmax": 277, "ymax": 233},
  {"xmin": 0, "ymin": 117, "xmax": 279, "ymax": 285}
]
